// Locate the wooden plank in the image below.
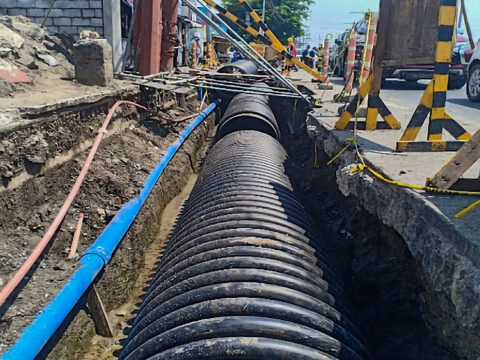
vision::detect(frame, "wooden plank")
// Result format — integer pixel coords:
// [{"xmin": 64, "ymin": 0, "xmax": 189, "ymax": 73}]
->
[
  {"xmin": 382, "ymin": 0, "xmax": 440, "ymax": 66},
  {"xmin": 87, "ymin": 285, "xmax": 113, "ymax": 338},
  {"xmin": 428, "ymin": 129, "xmax": 480, "ymax": 189}
]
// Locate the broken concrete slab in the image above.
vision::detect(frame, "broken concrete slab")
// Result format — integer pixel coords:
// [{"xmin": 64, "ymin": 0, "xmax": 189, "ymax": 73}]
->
[
  {"xmin": 36, "ymin": 53, "xmax": 58, "ymax": 67},
  {"xmin": 17, "ymin": 54, "xmax": 38, "ymax": 69},
  {"xmin": 6, "ymin": 17, "xmax": 45, "ymax": 42},
  {"xmin": 73, "ymin": 39, "xmax": 113, "ymax": 86},
  {"xmin": 0, "ymin": 47, "xmax": 11, "ymax": 57},
  {"xmin": 0, "ymin": 23, "xmax": 24, "ymax": 49}
]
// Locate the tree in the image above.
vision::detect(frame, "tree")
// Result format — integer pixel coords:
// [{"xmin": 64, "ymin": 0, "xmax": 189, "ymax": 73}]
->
[{"xmin": 221, "ymin": 0, "xmax": 313, "ymax": 44}]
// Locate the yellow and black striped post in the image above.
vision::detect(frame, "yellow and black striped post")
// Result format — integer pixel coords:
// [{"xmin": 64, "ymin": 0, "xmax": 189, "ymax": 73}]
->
[
  {"xmin": 396, "ymin": 0, "xmax": 471, "ymax": 152},
  {"xmin": 335, "ymin": 3, "xmax": 400, "ymax": 131},
  {"xmin": 335, "ymin": 74, "xmax": 401, "ymax": 130},
  {"xmin": 203, "ymin": 0, "xmax": 271, "ymax": 45},
  {"xmin": 235, "ymin": 0, "xmax": 325, "ymax": 82}
]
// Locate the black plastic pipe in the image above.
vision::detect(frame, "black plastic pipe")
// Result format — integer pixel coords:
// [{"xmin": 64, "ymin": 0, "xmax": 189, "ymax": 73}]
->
[
  {"xmin": 216, "ymin": 93, "xmax": 281, "ymax": 139},
  {"xmin": 217, "ymin": 59, "xmax": 259, "ymax": 75},
  {"xmin": 119, "ymin": 94, "xmax": 369, "ymax": 360}
]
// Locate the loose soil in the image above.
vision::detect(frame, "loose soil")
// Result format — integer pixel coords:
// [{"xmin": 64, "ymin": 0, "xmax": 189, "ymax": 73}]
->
[
  {"xmin": 278, "ymin": 108, "xmax": 476, "ymax": 360},
  {"xmin": 0, "ymin": 92, "xmax": 214, "ymax": 357},
  {"xmin": 80, "ymin": 174, "xmax": 198, "ymax": 360}
]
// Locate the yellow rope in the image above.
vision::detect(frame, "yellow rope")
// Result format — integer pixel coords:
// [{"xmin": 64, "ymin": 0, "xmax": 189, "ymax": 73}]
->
[
  {"xmin": 456, "ymin": 200, "xmax": 480, "ymax": 218},
  {"xmin": 320, "ymin": 15, "xmax": 480, "ymax": 219},
  {"xmin": 326, "ymin": 138, "xmax": 355, "ymax": 166},
  {"xmin": 327, "ymin": 121, "xmax": 480, "ymax": 218}
]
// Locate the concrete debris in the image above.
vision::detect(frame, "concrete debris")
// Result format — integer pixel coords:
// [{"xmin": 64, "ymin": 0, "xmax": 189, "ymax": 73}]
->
[
  {"xmin": 0, "ymin": 23, "xmax": 24, "ymax": 49},
  {"xmin": 73, "ymin": 39, "xmax": 113, "ymax": 86},
  {"xmin": 0, "ymin": 47, "xmax": 11, "ymax": 57},
  {"xmin": 0, "ymin": 16, "xmax": 74, "ymax": 96},
  {"xmin": 4, "ymin": 17, "xmax": 45, "ymax": 42},
  {"xmin": 17, "ymin": 54, "xmax": 38, "ymax": 69},
  {"xmin": 36, "ymin": 53, "xmax": 58, "ymax": 67},
  {"xmin": 43, "ymin": 40, "xmax": 56, "ymax": 51},
  {"xmin": 80, "ymin": 30, "xmax": 100, "ymax": 40},
  {"xmin": 0, "ymin": 58, "xmax": 31, "ymax": 83},
  {"xmin": 24, "ymin": 134, "xmax": 49, "ymax": 164}
]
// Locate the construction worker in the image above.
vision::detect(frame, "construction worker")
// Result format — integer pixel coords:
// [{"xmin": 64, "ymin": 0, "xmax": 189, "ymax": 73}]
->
[
  {"xmin": 283, "ymin": 37, "xmax": 297, "ymax": 75},
  {"xmin": 308, "ymin": 46, "xmax": 317, "ymax": 68},
  {"xmin": 316, "ymin": 44, "xmax": 324, "ymax": 71}
]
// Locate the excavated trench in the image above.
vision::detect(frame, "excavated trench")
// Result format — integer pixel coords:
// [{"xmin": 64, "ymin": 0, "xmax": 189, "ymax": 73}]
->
[
  {"xmin": 80, "ymin": 94, "xmax": 474, "ymax": 360},
  {"xmin": 1, "ymin": 89, "xmax": 475, "ymax": 359},
  {"xmin": 273, "ymin": 100, "xmax": 475, "ymax": 360}
]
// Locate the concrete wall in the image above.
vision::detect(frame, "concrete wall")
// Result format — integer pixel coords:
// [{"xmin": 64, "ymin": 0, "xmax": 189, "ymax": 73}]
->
[{"xmin": 0, "ymin": 0, "xmax": 104, "ymax": 36}]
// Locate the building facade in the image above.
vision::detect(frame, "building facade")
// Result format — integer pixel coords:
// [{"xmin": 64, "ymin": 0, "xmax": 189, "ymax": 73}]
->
[{"xmin": 0, "ymin": 0, "xmax": 105, "ymax": 36}]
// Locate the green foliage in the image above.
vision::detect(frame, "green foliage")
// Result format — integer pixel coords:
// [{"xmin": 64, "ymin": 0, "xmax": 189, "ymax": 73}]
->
[{"xmin": 221, "ymin": 0, "xmax": 313, "ymax": 44}]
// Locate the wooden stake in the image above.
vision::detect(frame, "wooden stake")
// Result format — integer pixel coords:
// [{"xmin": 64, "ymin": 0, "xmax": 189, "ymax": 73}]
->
[
  {"xmin": 87, "ymin": 285, "xmax": 113, "ymax": 338},
  {"xmin": 428, "ymin": 129, "xmax": 480, "ymax": 189},
  {"xmin": 460, "ymin": 0, "xmax": 476, "ymax": 50},
  {"xmin": 68, "ymin": 213, "xmax": 84, "ymax": 259}
]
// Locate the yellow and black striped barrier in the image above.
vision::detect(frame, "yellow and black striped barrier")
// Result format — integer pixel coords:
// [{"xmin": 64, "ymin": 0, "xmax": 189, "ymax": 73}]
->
[
  {"xmin": 228, "ymin": 0, "xmax": 325, "ymax": 82},
  {"xmin": 396, "ymin": 0, "xmax": 471, "ymax": 152},
  {"xmin": 203, "ymin": 0, "xmax": 271, "ymax": 45},
  {"xmin": 335, "ymin": 74, "xmax": 401, "ymax": 130}
]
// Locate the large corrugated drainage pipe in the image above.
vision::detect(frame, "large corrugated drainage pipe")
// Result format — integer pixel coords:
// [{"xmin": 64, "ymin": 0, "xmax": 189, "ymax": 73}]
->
[
  {"xmin": 119, "ymin": 94, "xmax": 370, "ymax": 360},
  {"xmin": 217, "ymin": 93, "xmax": 280, "ymax": 140},
  {"xmin": 217, "ymin": 60, "xmax": 259, "ymax": 74}
]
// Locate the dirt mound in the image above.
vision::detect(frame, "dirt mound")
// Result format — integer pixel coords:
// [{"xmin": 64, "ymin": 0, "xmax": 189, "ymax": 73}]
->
[{"xmin": 0, "ymin": 15, "xmax": 74, "ymax": 97}]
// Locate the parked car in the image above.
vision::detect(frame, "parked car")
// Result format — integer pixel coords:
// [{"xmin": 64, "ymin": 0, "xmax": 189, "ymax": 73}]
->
[
  {"xmin": 382, "ymin": 29, "xmax": 469, "ymax": 90},
  {"xmin": 466, "ymin": 40, "xmax": 480, "ymax": 102}
]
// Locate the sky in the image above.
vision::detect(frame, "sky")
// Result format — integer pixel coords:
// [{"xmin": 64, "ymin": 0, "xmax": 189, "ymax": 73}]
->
[{"xmin": 306, "ymin": 0, "xmax": 480, "ymax": 44}]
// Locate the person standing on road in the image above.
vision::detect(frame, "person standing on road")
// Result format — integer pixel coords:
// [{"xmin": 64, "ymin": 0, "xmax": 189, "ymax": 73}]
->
[
  {"xmin": 309, "ymin": 47, "xmax": 317, "ymax": 68},
  {"xmin": 316, "ymin": 44, "xmax": 324, "ymax": 71},
  {"xmin": 283, "ymin": 37, "xmax": 297, "ymax": 75},
  {"xmin": 302, "ymin": 45, "xmax": 310, "ymax": 64}
]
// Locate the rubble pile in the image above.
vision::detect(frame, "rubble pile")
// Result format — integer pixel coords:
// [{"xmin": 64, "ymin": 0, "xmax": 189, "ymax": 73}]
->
[{"xmin": 0, "ymin": 15, "xmax": 74, "ymax": 97}]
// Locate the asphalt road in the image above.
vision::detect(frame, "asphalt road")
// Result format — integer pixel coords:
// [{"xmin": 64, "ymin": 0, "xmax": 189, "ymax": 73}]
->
[{"xmin": 380, "ymin": 79, "xmax": 480, "ymax": 126}]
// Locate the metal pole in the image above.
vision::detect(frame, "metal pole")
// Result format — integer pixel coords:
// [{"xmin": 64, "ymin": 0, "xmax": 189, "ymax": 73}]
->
[
  {"xmin": 103, "ymin": 0, "xmax": 123, "ymax": 72},
  {"xmin": 185, "ymin": 0, "xmax": 310, "ymax": 104},
  {"xmin": 206, "ymin": 12, "xmax": 213, "ymax": 42},
  {"xmin": 121, "ymin": 0, "xmax": 139, "ymax": 72},
  {"xmin": 138, "ymin": 0, "xmax": 162, "ymax": 75},
  {"xmin": 259, "ymin": 0, "xmax": 266, "ymax": 35}
]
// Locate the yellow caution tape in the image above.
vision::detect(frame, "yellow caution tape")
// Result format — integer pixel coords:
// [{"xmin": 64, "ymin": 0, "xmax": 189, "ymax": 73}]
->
[
  {"xmin": 327, "ymin": 137, "xmax": 480, "ymax": 219},
  {"xmin": 349, "ymin": 160, "xmax": 480, "ymax": 195}
]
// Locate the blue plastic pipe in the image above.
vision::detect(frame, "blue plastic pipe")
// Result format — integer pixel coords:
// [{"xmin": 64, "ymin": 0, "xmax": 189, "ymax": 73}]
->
[{"xmin": 2, "ymin": 101, "xmax": 217, "ymax": 360}]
